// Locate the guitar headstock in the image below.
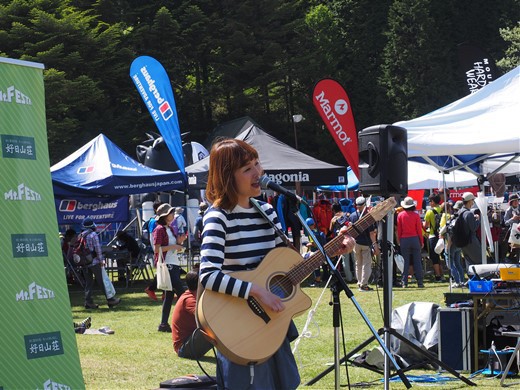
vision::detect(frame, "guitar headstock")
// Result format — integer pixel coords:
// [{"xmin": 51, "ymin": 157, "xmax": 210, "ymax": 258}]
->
[{"xmin": 368, "ymin": 197, "xmax": 397, "ymax": 220}]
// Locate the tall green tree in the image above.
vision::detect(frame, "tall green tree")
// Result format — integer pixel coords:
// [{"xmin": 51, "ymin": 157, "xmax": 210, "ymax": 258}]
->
[
  {"xmin": 0, "ymin": 0, "xmax": 133, "ymax": 163},
  {"xmin": 380, "ymin": 0, "xmax": 458, "ymax": 120},
  {"xmin": 328, "ymin": 0, "xmax": 393, "ymax": 128},
  {"xmin": 497, "ymin": 22, "xmax": 520, "ymax": 72},
  {"xmin": 0, "ymin": 0, "xmax": 518, "ymax": 166}
]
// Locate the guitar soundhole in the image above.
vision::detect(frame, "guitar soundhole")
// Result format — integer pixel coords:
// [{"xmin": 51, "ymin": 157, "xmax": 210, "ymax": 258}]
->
[{"xmin": 268, "ymin": 274, "xmax": 293, "ymax": 300}]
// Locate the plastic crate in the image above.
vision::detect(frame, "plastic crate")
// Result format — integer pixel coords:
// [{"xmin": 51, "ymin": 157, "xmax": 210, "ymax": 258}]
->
[
  {"xmin": 468, "ymin": 279, "xmax": 493, "ymax": 293},
  {"xmin": 499, "ymin": 267, "xmax": 520, "ymax": 281}
]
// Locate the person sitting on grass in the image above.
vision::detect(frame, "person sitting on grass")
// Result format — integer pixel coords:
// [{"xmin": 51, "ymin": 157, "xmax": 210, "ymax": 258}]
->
[{"xmin": 171, "ymin": 269, "xmax": 213, "ymax": 359}]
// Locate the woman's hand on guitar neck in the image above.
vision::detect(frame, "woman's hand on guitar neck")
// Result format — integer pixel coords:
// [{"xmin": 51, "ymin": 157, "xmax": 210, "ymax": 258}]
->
[
  {"xmin": 250, "ymin": 284, "xmax": 285, "ymax": 313},
  {"xmin": 331, "ymin": 227, "xmax": 356, "ymax": 257}
]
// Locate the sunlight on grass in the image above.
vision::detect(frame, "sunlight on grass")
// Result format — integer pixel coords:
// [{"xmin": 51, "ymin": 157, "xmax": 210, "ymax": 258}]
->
[{"xmin": 70, "ymin": 281, "xmax": 513, "ymax": 389}]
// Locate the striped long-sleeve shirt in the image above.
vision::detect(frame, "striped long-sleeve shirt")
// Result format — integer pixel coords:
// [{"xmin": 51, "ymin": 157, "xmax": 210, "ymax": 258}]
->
[{"xmin": 199, "ymin": 200, "xmax": 284, "ymax": 300}]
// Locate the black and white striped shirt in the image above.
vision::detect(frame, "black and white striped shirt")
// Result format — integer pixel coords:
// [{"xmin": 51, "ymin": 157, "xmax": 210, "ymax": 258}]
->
[{"xmin": 199, "ymin": 200, "xmax": 284, "ymax": 299}]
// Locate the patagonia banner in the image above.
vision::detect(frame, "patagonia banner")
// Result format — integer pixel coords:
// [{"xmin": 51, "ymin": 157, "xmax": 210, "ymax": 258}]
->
[
  {"xmin": 55, "ymin": 196, "xmax": 129, "ymax": 225},
  {"xmin": 0, "ymin": 58, "xmax": 84, "ymax": 388},
  {"xmin": 130, "ymin": 56, "xmax": 185, "ymax": 176},
  {"xmin": 457, "ymin": 42, "xmax": 499, "ymax": 95},
  {"xmin": 313, "ymin": 79, "xmax": 359, "ymax": 178}
]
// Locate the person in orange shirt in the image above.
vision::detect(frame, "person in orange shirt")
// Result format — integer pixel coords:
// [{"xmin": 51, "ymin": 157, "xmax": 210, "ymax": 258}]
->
[
  {"xmin": 397, "ymin": 197, "xmax": 425, "ymax": 288},
  {"xmin": 171, "ymin": 269, "xmax": 212, "ymax": 359}
]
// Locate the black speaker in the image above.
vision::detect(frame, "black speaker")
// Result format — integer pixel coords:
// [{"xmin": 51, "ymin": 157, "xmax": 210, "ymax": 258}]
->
[
  {"xmin": 358, "ymin": 124, "xmax": 408, "ymax": 196},
  {"xmin": 438, "ymin": 308, "xmax": 474, "ymax": 371}
]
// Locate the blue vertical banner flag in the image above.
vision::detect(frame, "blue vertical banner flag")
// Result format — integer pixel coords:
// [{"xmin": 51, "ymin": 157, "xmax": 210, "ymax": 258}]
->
[{"xmin": 130, "ymin": 56, "xmax": 186, "ymax": 176}]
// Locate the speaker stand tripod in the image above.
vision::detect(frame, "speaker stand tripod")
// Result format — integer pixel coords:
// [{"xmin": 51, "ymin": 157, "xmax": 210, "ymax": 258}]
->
[
  {"xmin": 294, "ymin": 207, "xmax": 411, "ymax": 390},
  {"xmin": 308, "ymin": 212, "xmax": 476, "ymax": 388}
]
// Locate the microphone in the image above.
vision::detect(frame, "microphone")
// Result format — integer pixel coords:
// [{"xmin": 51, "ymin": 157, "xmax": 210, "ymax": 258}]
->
[{"xmin": 259, "ymin": 175, "xmax": 302, "ymax": 202}]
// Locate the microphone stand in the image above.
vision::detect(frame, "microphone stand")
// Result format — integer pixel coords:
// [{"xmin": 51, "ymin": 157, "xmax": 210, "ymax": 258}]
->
[{"xmin": 288, "ymin": 198, "xmax": 411, "ymax": 390}]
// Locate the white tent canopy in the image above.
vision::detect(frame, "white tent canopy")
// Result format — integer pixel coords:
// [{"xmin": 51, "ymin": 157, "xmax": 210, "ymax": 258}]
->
[
  {"xmin": 319, "ymin": 160, "xmax": 477, "ymax": 191},
  {"xmin": 481, "ymin": 154, "xmax": 520, "ymax": 177},
  {"xmin": 395, "ymin": 66, "xmax": 520, "ymax": 263},
  {"xmin": 408, "ymin": 161, "xmax": 477, "ymax": 190},
  {"xmin": 394, "ymin": 66, "xmax": 520, "ymax": 175}
]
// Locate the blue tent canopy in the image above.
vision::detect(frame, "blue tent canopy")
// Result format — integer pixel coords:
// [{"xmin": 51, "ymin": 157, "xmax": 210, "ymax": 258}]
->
[
  {"xmin": 51, "ymin": 134, "xmax": 185, "ymax": 197},
  {"xmin": 317, "ymin": 167, "xmax": 359, "ymax": 192}
]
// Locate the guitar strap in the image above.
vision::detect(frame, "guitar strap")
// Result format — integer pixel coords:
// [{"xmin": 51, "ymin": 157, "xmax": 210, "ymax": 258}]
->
[
  {"xmin": 195, "ymin": 199, "xmax": 293, "ymax": 326},
  {"xmin": 250, "ymin": 198, "xmax": 297, "ymax": 251}
]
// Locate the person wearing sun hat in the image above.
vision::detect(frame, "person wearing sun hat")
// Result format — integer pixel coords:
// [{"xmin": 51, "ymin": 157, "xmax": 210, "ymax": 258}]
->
[
  {"xmin": 349, "ymin": 196, "xmax": 379, "ymax": 292},
  {"xmin": 504, "ymin": 193, "xmax": 520, "ymax": 262},
  {"xmin": 153, "ymin": 203, "xmax": 187, "ymax": 332},
  {"xmin": 504, "ymin": 193, "xmax": 520, "ymax": 227},
  {"xmin": 80, "ymin": 217, "xmax": 121, "ymax": 309},
  {"xmin": 444, "ymin": 199, "xmax": 466, "ymax": 287},
  {"xmin": 397, "ymin": 197, "xmax": 425, "ymax": 288},
  {"xmin": 458, "ymin": 192, "xmax": 482, "ymax": 265}
]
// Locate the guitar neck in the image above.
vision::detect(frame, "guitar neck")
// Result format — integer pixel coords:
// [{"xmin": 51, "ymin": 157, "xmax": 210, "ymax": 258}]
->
[{"xmin": 287, "ymin": 212, "xmax": 377, "ymax": 285}]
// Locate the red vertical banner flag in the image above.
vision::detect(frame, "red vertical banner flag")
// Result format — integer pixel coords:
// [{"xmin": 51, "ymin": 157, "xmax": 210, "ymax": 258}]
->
[{"xmin": 313, "ymin": 79, "xmax": 359, "ymax": 178}]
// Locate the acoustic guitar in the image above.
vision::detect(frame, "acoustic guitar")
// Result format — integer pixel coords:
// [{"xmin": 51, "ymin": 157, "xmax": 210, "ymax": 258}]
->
[{"xmin": 197, "ymin": 197, "xmax": 396, "ymax": 366}]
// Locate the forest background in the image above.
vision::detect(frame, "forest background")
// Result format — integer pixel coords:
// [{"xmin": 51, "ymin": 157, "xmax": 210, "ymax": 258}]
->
[{"xmin": 0, "ymin": 0, "xmax": 518, "ymax": 167}]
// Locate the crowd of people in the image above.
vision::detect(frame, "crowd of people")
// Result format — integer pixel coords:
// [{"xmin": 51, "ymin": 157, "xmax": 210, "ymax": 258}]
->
[
  {"xmin": 59, "ymin": 136, "xmax": 519, "ymax": 389},
  {"xmin": 303, "ymin": 188, "xmax": 520, "ymax": 291},
  {"xmin": 255, "ymin": 185, "xmax": 518, "ymax": 293}
]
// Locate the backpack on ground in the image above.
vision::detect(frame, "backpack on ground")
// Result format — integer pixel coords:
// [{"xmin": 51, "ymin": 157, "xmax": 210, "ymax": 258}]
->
[
  {"xmin": 449, "ymin": 210, "xmax": 470, "ymax": 248},
  {"xmin": 70, "ymin": 232, "xmax": 94, "ymax": 266}
]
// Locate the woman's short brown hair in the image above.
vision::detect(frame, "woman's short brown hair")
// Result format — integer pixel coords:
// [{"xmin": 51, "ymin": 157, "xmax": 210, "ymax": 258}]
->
[{"xmin": 205, "ymin": 139, "xmax": 259, "ymax": 210}]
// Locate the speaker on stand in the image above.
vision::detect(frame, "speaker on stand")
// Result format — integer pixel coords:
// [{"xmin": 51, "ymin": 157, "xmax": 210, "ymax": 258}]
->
[
  {"xmin": 358, "ymin": 124, "xmax": 408, "ymax": 197},
  {"xmin": 356, "ymin": 124, "xmax": 475, "ymax": 387}
]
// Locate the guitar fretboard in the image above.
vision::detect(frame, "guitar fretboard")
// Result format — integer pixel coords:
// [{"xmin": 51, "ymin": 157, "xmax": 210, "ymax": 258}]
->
[{"xmin": 286, "ymin": 211, "xmax": 377, "ymax": 285}]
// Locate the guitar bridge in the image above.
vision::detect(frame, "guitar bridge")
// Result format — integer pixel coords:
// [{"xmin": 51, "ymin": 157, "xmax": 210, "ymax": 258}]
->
[{"xmin": 247, "ymin": 297, "xmax": 271, "ymax": 324}]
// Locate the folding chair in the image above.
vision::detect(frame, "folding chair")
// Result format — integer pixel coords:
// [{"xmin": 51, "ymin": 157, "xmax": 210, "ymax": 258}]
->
[
  {"xmin": 129, "ymin": 243, "xmax": 153, "ymax": 283},
  {"xmin": 64, "ymin": 253, "xmax": 85, "ymax": 288}
]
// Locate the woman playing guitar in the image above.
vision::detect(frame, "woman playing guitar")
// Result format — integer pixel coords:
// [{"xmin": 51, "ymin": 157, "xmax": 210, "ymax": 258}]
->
[{"xmin": 198, "ymin": 139, "xmax": 356, "ymax": 389}]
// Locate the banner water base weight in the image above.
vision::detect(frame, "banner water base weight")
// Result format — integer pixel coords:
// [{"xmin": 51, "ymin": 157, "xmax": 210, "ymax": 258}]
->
[{"xmin": 158, "ymin": 374, "xmax": 216, "ymax": 389}]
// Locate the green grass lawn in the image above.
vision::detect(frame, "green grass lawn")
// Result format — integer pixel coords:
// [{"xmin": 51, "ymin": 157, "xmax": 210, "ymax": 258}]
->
[{"xmin": 70, "ymin": 277, "xmax": 516, "ymax": 389}]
